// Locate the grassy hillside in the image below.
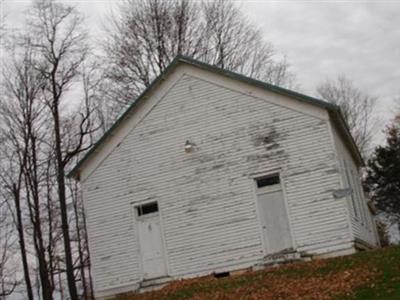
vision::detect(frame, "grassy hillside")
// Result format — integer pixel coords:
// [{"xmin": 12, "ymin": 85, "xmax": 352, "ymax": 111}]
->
[{"xmin": 113, "ymin": 246, "xmax": 400, "ymax": 300}]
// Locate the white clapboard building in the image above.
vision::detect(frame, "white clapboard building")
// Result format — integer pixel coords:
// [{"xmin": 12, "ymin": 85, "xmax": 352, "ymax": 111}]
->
[{"xmin": 68, "ymin": 56, "xmax": 379, "ymax": 299}]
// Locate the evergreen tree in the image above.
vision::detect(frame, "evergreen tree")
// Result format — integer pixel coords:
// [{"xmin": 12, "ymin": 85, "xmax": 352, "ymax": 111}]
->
[{"xmin": 365, "ymin": 114, "xmax": 400, "ymax": 233}]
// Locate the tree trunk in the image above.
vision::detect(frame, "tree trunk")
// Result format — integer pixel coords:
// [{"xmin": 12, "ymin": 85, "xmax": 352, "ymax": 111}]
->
[
  {"xmin": 25, "ymin": 133, "xmax": 53, "ymax": 300},
  {"xmin": 12, "ymin": 184, "xmax": 34, "ymax": 300},
  {"xmin": 73, "ymin": 196, "xmax": 87, "ymax": 299},
  {"xmin": 82, "ymin": 206, "xmax": 95, "ymax": 299},
  {"xmin": 53, "ymin": 101, "xmax": 79, "ymax": 300}
]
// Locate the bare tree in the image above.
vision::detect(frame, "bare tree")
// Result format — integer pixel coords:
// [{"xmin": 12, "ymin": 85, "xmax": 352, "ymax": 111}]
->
[
  {"xmin": 102, "ymin": 0, "xmax": 203, "ymax": 119},
  {"xmin": 102, "ymin": 0, "xmax": 294, "ymax": 126},
  {"xmin": 0, "ymin": 199, "xmax": 17, "ymax": 299},
  {"xmin": 0, "ymin": 40, "xmax": 46, "ymax": 300},
  {"xmin": 201, "ymin": 0, "xmax": 292, "ymax": 86},
  {"xmin": 0, "ymin": 1, "xmax": 99, "ymax": 299},
  {"xmin": 317, "ymin": 75, "xmax": 377, "ymax": 156},
  {"xmin": 1, "ymin": 1, "xmax": 99, "ymax": 298},
  {"xmin": 25, "ymin": 1, "xmax": 93, "ymax": 298}
]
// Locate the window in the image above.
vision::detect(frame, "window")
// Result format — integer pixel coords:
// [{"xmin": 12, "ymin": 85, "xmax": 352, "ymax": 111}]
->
[
  {"xmin": 136, "ymin": 202, "xmax": 159, "ymax": 216},
  {"xmin": 343, "ymin": 159, "xmax": 369, "ymax": 226},
  {"xmin": 351, "ymin": 169, "xmax": 362, "ymax": 223},
  {"xmin": 351, "ymin": 169, "xmax": 368, "ymax": 226},
  {"xmin": 343, "ymin": 159, "xmax": 359, "ymax": 219},
  {"xmin": 256, "ymin": 174, "xmax": 280, "ymax": 188}
]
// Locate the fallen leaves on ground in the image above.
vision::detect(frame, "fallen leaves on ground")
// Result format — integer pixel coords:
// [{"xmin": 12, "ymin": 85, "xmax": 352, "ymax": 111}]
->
[
  {"xmin": 113, "ymin": 246, "xmax": 400, "ymax": 300},
  {"xmin": 114, "ymin": 257, "xmax": 380, "ymax": 300}
]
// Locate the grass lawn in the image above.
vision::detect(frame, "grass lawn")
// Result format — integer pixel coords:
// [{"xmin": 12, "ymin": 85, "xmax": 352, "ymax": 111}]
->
[{"xmin": 113, "ymin": 246, "xmax": 400, "ymax": 300}]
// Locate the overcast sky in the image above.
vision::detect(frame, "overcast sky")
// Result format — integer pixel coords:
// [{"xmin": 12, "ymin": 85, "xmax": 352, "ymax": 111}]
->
[{"xmin": 2, "ymin": 0, "xmax": 399, "ymax": 144}]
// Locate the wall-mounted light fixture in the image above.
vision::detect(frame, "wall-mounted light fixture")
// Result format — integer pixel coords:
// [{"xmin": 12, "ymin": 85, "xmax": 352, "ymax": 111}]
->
[{"xmin": 184, "ymin": 140, "xmax": 195, "ymax": 153}]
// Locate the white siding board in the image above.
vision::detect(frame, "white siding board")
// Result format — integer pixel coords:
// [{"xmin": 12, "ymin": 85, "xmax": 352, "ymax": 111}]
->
[{"xmin": 82, "ymin": 70, "xmax": 354, "ymax": 297}]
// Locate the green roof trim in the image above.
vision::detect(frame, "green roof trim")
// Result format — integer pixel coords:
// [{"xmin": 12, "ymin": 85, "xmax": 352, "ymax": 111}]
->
[{"xmin": 67, "ymin": 55, "xmax": 363, "ymax": 179}]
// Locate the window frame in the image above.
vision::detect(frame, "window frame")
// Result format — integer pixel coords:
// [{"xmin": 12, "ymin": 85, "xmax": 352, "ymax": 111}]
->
[
  {"xmin": 135, "ymin": 201, "xmax": 159, "ymax": 218},
  {"xmin": 343, "ymin": 159, "xmax": 359, "ymax": 220},
  {"xmin": 255, "ymin": 173, "xmax": 282, "ymax": 193}
]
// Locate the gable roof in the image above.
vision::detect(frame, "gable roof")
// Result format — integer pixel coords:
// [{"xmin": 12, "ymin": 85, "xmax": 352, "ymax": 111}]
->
[{"xmin": 68, "ymin": 55, "xmax": 363, "ymax": 179}]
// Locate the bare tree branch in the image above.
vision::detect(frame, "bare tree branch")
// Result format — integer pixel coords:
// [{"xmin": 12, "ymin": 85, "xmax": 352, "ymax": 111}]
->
[{"xmin": 317, "ymin": 75, "xmax": 377, "ymax": 157}]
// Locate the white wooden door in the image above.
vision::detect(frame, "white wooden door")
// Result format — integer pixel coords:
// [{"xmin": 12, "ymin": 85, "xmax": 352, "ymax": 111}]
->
[
  {"xmin": 136, "ymin": 202, "xmax": 167, "ymax": 279},
  {"xmin": 256, "ymin": 175, "xmax": 292, "ymax": 254}
]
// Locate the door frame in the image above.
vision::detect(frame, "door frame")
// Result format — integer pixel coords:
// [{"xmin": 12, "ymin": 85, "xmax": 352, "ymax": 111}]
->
[
  {"xmin": 250, "ymin": 170, "xmax": 296, "ymax": 255},
  {"xmin": 131, "ymin": 200, "xmax": 170, "ymax": 280}
]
